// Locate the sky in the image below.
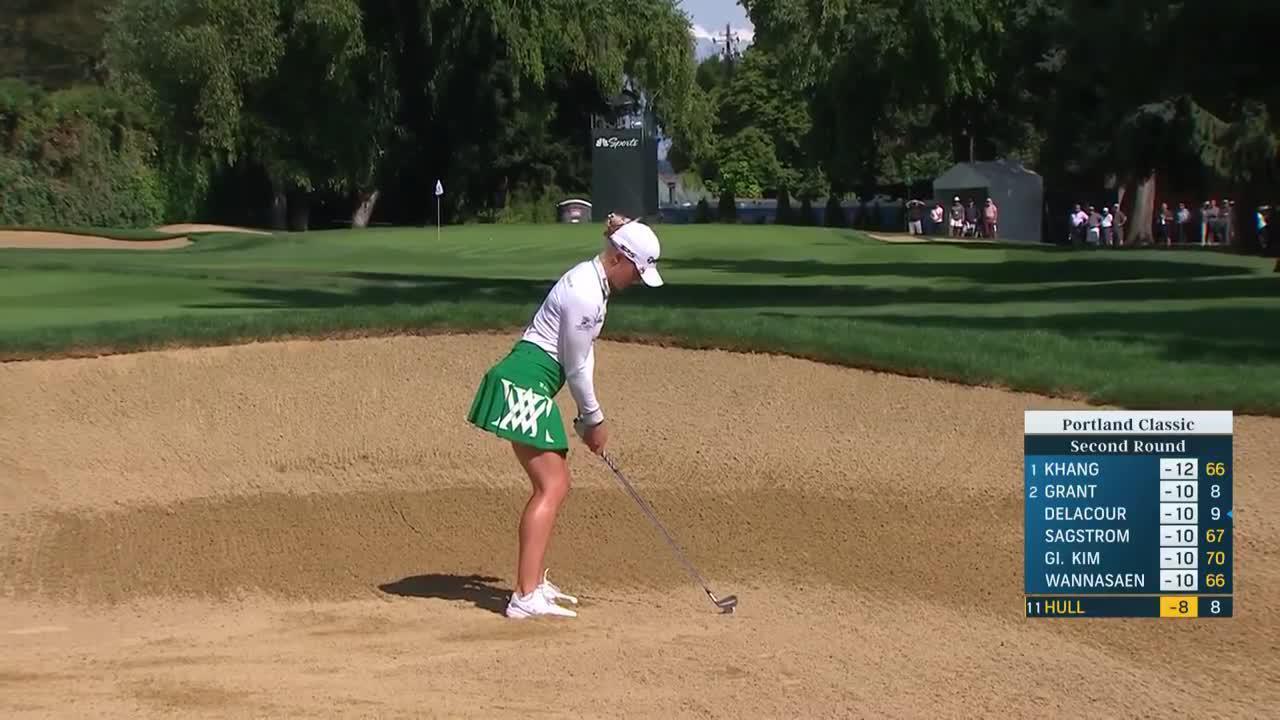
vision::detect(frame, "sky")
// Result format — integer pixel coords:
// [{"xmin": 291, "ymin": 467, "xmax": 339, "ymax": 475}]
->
[{"xmin": 680, "ymin": 0, "xmax": 754, "ymax": 42}]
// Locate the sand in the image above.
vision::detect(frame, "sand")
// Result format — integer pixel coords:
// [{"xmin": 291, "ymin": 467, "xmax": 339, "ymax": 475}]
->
[
  {"xmin": 0, "ymin": 231, "xmax": 191, "ymax": 250},
  {"xmin": 1, "ymin": 334, "xmax": 1276, "ymax": 718},
  {"xmin": 0, "ymin": 225, "xmax": 269, "ymax": 251},
  {"xmin": 154, "ymin": 224, "xmax": 271, "ymax": 235}
]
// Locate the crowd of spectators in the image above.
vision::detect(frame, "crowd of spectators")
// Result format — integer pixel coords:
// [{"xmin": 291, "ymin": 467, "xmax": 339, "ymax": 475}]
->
[
  {"xmin": 1064, "ymin": 198, "xmax": 1274, "ymax": 250},
  {"xmin": 906, "ymin": 196, "xmax": 999, "ymax": 239},
  {"xmin": 902, "ymin": 194, "xmax": 1273, "ymax": 252}
]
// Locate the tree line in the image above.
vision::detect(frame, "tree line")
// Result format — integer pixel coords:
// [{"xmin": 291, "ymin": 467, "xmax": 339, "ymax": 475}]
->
[
  {"xmin": 1, "ymin": 0, "xmax": 706, "ymax": 230},
  {"xmin": 684, "ymin": 0, "xmax": 1276, "ymax": 251},
  {"xmin": 1, "ymin": 1, "xmax": 1275, "ymax": 251}
]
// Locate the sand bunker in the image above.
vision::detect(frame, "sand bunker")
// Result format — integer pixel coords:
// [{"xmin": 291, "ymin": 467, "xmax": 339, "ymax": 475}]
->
[
  {"xmin": 0, "ymin": 231, "xmax": 191, "ymax": 250},
  {"xmin": 1, "ymin": 334, "xmax": 1276, "ymax": 717},
  {"xmin": 0, "ymin": 224, "xmax": 268, "ymax": 250},
  {"xmin": 154, "ymin": 224, "xmax": 271, "ymax": 235}
]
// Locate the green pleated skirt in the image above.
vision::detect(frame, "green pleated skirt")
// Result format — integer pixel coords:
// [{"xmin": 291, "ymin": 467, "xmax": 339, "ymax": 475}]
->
[{"xmin": 466, "ymin": 341, "xmax": 569, "ymax": 452}]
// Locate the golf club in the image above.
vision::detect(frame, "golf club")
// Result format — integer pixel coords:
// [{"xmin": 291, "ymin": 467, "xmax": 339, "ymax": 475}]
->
[{"xmin": 598, "ymin": 451, "xmax": 738, "ymax": 614}]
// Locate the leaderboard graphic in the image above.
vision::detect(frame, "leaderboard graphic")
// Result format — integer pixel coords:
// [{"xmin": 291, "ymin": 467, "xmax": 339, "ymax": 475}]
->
[{"xmin": 1024, "ymin": 410, "xmax": 1234, "ymax": 618}]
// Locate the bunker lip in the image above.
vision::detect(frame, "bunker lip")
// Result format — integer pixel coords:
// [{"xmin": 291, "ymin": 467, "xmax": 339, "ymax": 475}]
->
[
  {"xmin": 0, "ymin": 231, "xmax": 192, "ymax": 250},
  {"xmin": 154, "ymin": 224, "xmax": 271, "ymax": 235}
]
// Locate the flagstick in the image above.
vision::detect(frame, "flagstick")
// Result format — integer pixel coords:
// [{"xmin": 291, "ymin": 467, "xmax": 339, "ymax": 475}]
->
[{"xmin": 434, "ymin": 178, "xmax": 443, "ymax": 241}]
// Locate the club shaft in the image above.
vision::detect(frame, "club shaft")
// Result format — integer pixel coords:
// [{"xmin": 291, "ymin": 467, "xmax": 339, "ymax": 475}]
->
[{"xmin": 601, "ymin": 454, "xmax": 713, "ymax": 592}]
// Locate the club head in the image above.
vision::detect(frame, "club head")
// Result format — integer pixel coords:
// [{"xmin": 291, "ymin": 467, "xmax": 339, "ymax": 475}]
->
[{"xmin": 712, "ymin": 594, "xmax": 738, "ymax": 614}]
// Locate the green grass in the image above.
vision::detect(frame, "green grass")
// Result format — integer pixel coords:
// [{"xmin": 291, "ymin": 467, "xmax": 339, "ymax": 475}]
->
[{"xmin": 2, "ymin": 223, "xmax": 1278, "ymax": 414}]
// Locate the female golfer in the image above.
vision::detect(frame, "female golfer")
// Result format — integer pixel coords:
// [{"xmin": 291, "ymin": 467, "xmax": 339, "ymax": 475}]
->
[{"xmin": 466, "ymin": 213, "xmax": 664, "ymax": 618}]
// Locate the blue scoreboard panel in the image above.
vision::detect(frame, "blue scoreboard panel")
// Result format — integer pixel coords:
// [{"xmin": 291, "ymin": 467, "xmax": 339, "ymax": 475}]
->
[{"xmin": 1025, "ymin": 411, "xmax": 1233, "ymax": 618}]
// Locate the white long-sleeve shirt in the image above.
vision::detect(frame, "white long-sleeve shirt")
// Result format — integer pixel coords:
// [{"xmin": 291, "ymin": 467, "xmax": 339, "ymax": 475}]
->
[{"xmin": 520, "ymin": 256, "xmax": 609, "ymax": 425}]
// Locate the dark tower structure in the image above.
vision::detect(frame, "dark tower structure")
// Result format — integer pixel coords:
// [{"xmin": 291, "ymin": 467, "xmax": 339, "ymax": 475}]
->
[{"xmin": 590, "ymin": 78, "xmax": 658, "ymax": 220}]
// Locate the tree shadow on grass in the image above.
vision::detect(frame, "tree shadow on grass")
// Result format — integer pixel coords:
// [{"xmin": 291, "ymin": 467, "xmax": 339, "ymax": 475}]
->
[
  {"xmin": 662, "ymin": 256, "xmax": 1259, "ymax": 283},
  {"xmin": 760, "ymin": 306, "xmax": 1280, "ymax": 365},
  {"xmin": 378, "ymin": 573, "xmax": 509, "ymax": 615},
  {"xmin": 909, "ymin": 239, "xmax": 1075, "ymax": 253},
  {"xmin": 184, "ymin": 270, "xmax": 1278, "ymax": 312}
]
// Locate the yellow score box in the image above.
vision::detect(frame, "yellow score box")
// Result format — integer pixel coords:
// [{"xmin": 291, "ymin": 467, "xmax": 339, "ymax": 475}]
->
[{"xmin": 1160, "ymin": 596, "xmax": 1199, "ymax": 618}]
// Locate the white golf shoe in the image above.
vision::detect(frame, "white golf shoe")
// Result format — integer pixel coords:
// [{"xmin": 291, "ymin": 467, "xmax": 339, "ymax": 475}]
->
[
  {"xmin": 537, "ymin": 569, "xmax": 578, "ymax": 606},
  {"xmin": 505, "ymin": 586, "xmax": 578, "ymax": 618}
]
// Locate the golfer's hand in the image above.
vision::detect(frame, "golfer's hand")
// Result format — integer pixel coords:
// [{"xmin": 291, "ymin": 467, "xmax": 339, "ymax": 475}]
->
[{"xmin": 574, "ymin": 416, "xmax": 608, "ymax": 455}]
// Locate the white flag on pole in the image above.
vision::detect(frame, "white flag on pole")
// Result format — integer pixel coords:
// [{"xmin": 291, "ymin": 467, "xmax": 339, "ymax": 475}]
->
[{"xmin": 434, "ymin": 179, "xmax": 443, "ymax": 238}]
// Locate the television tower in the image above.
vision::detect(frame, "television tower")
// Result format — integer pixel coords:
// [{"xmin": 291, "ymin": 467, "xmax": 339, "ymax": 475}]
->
[{"xmin": 712, "ymin": 22, "xmax": 743, "ymax": 71}]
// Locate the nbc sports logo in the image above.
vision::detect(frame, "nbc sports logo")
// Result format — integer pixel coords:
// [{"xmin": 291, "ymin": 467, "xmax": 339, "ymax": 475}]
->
[{"xmin": 595, "ymin": 136, "xmax": 640, "ymax": 149}]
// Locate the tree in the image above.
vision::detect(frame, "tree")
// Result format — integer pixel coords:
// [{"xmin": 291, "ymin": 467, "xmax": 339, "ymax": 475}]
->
[
  {"xmin": 715, "ymin": 46, "xmax": 814, "ymax": 195},
  {"xmin": 742, "ymin": 0, "xmax": 1011, "ymax": 189},
  {"xmin": 1036, "ymin": 0, "xmax": 1279, "ymax": 248},
  {"xmin": 105, "ymin": 0, "xmax": 359, "ymax": 229},
  {"xmin": 668, "ymin": 43, "xmax": 822, "ymax": 202},
  {"xmin": 0, "ymin": 0, "xmax": 113, "ymax": 88},
  {"xmin": 0, "ymin": 78, "xmax": 166, "ymax": 227},
  {"xmin": 713, "ymin": 127, "xmax": 780, "ymax": 198},
  {"xmin": 107, "ymin": 0, "xmax": 402, "ymax": 230},
  {"xmin": 737, "ymin": 0, "xmax": 1277, "ymax": 254},
  {"xmin": 102, "ymin": 0, "xmax": 705, "ymax": 228}
]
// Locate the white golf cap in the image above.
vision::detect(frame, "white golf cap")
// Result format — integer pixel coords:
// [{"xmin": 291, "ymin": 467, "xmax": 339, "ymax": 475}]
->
[{"xmin": 609, "ymin": 220, "xmax": 663, "ymax": 287}]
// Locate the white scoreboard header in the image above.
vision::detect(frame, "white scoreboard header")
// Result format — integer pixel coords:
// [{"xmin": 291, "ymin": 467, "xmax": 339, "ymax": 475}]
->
[{"xmin": 1025, "ymin": 410, "xmax": 1233, "ymax": 435}]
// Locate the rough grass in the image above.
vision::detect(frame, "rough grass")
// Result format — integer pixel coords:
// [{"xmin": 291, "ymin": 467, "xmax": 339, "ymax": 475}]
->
[{"xmin": 2, "ymin": 223, "xmax": 1277, "ymax": 414}]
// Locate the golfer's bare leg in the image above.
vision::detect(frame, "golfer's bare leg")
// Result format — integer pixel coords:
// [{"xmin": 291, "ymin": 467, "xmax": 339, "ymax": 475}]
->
[{"xmin": 512, "ymin": 442, "xmax": 571, "ymax": 596}]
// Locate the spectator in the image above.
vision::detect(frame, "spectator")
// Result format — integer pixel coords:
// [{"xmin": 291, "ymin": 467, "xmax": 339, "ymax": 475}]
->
[
  {"xmin": 1087, "ymin": 205, "xmax": 1102, "ymax": 246},
  {"xmin": 965, "ymin": 199, "xmax": 978, "ymax": 237},
  {"xmin": 1155, "ymin": 202, "xmax": 1171, "ymax": 247},
  {"xmin": 1101, "ymin": 206, "xmax": 1114, "ymax": 246},
  {"xmin": 1202, "ymin": 200, "xmax": 1216, "ymax": 245},
  {"xmin": 1257, "ymin": 205, "xmax": 1269, "ymax": 250},
  {"xmin": 930, "ymin": 202, "xmax": 944, "ymax": 236},
  {"xmin": 1070, "ymin": 204, "xmax": 1087, "ymax": 245},
  {"xmin": 906, "ymin": 199, "xmax": 926, "ymax": 235},
  {"xmin": 1176, "ymin": 202, "xmax": 1191, "ymax": 243},
  {"xmin": 1220, "ymin": 199, "xmax": 1234, "ymax": 245},
  {"xmin": 950, "ymin": 196, "xmax": 964, "ymax": 237},
  {"xmin": 1112, "ymin": 204, "xmax": 1127, "ymax": 246},
  {"xmin": 1268, "ymin": 207, "xmax": 1278, "ymax": 256},
  {"xmin": 983, "ymin": 198, "xmax": 998, "ymax": 239}
]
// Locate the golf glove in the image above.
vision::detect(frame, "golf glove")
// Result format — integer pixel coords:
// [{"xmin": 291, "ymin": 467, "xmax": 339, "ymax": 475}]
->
[{"xmin": 573, "ymin": 415, "xmax": 602, "ymax": 440}]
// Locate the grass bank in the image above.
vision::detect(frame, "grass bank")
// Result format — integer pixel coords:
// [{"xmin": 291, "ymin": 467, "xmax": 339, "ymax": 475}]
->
[{"xmin": 2, "ymin": 223, "xmax": 1277, "ymax": 414}]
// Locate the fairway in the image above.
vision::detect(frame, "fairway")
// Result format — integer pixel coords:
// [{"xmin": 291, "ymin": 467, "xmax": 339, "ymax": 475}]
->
[{"xmin": 2, "ymin": 224, "xmax": 1277, "ymax": 413}]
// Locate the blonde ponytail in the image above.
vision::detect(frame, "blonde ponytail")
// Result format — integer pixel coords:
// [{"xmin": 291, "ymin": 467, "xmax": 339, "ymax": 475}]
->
[{"xmin": 603, "ymin": 212, "xmax": 632, "ymax": 238}]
